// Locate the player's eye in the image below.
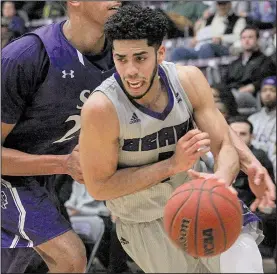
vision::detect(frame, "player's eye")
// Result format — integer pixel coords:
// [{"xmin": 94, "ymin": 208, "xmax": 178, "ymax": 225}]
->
[
  {"xmin": 136, "ymin": 56, "xmax": 146, "ymax": 62},
  {"xmin": 117, "ymin": 58, "xmax": 127, "ymax": 63}
]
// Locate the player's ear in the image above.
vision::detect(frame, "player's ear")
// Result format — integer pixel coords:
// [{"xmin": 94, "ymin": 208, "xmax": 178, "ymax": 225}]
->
[{"xmin": 157, "ymin": 45, "xmax": 166, "ymax": 64}]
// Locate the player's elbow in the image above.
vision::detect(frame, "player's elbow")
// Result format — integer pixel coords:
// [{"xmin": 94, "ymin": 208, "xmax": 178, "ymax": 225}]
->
[{"xmin": 85, "ymin": 180, "xmax": 109, "ymax": 201}]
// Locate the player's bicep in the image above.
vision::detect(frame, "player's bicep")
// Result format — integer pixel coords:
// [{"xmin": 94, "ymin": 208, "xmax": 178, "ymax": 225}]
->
[
  {"xmin": 184, "ymin": 66, "xmax": 230, "ymax": 155},
  {"xmin": 79, "ymin": 92, "xmax": 119, "ymax": 189}
]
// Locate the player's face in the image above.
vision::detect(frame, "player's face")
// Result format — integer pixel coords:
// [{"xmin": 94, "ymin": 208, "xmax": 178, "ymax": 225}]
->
[
  {"xmin": 230, "ymin": 122, "xmax": 252, "ymax": 146},
  {"xmin": 69, "ymin": 1, "xmax": 122, "ymax": 25},
  {"xmin": 113, "ymin": 39, "xmax": 165, "ymax": 99},
  {"xmin": 3, "ymin": 2, "xmax": 16, "ymax": 18},
  {"xmin": 261, "ymin": 85, "xmax": 276, "ymax": 109},
  {"xmin": 240, "ymin": 30, "xmax": 258, "ymax": 52}
]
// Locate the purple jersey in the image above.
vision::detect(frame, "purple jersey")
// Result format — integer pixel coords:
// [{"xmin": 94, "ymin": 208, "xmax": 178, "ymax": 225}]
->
[
  {"xmin": 2, "ymin": 21, "xmax": 115, "ymax": 187},
  {"xmin": 1, "ymin": 22, "xmax": 115, "ymax": 250}
]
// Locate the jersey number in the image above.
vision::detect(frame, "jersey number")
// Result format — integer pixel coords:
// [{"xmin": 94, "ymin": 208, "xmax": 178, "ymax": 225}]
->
[{"xmin": 53, "ymin": 115, "xmax": 81, "ymax": 144}]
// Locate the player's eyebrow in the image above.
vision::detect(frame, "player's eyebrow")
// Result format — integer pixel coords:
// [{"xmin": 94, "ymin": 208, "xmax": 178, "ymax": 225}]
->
[
  {"xmin": 133, "ymin": 51, "xmax": 148, "ymax": 56},
  {"xmin": 114, "ymin": 51, "xmax": 148, "ymax": 58}
]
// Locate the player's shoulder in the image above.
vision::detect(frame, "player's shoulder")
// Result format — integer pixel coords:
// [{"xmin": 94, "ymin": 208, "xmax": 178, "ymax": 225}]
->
[
  {"xmin": 175, "ymin": 64, "xmax": 203, "ymax": 78},
  {"xmin": 83, "ymin": 91, "xmax": 116, "ymax": 116},
  {"xmin": 2, "ymin": 34, "xmax": 45, "ymax": 63}
]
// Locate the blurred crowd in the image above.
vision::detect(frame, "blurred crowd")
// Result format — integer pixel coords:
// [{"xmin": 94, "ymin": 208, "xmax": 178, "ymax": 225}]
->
[{"xmin": 1, "ymin": 1, "xmax": 276, "ymax": 272}]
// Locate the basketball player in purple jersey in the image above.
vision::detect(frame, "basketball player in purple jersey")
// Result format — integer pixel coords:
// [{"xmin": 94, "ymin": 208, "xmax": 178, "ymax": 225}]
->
[{"xmin": 1, "ymin": 1, "xmax": 122, "ymax": 273}]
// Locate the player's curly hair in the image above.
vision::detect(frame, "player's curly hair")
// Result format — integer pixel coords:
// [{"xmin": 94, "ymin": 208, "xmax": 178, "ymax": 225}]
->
[{"xmin": 104, "ymin": 4, "xmax": 168, "ymax": 49}]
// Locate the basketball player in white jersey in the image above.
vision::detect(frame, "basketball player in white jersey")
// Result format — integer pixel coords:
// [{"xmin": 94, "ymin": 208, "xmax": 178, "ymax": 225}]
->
[{"xmin": 79, "ymin": 5, "xmax": 271, "ymax": 273}]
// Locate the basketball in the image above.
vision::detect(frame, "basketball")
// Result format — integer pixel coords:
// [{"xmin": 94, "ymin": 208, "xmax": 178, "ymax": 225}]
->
[{"xmin": 164, "ymin": 178, "xmax": 242, "ymax": 258}]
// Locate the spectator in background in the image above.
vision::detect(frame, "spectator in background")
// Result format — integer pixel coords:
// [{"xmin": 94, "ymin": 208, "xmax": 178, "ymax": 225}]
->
[
  {"xmin": 204, "ymin": 2, "xmax": 251, "ymax": 19},
  {"xmin": 247, "ymin": 1, "xmax": 276, "ymax": 30},
  {"xmin": 164, "ymin": 1, "xmax": 209, "ymax": 37},
  {"xmin": 229, "ymin": 116, "xmax": 275, "ymax": 207},
  {"xmin": 170, "ymin": 1, "xmax": 246, "ymax": 62},
  {"xmin": 248, "ymin": 76, "xmax": 276, "ymax": 179},
  {"xmin": 42, "ymin": 1, "xmax": 65, "ymax": 19},
  {"xmin": 211, "ymin": 83, "xmax": 239, "ymax": 119},
  {"xmin": 223, "ymin": 25, "xmax": 276, "ymax": 108},
  {"xmin": 2, "ymin": 1, "xmax": 26, "ymax": 37},
  {"xmin": 65, "ymin": 181, "xmax": 131, "ymax": 273}
]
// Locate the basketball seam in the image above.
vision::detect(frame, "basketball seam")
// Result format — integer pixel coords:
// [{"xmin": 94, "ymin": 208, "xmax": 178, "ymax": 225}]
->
[
  {"xmin": 212, "ymin": 192, "xmax": 241, "ymax": 215},
  {"xmin": 209, "ymin": 192, "xmax": 227, "ymax": 251},
  {"xmin": 169, "ymin": 187, "xmax": 225, "ymax": 200},
  {"xmin": 195, "ymin": 179, "xmax": 208, "ymax": 257},
  {"xmin": 169, "ymin": 188, "xmax": 194, "ymax": 237}
]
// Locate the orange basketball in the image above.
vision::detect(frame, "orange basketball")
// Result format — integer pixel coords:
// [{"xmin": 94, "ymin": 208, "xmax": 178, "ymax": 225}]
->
[{"xmin": 164, "ymin": 178, "xmax": 242, "ymax": 257}]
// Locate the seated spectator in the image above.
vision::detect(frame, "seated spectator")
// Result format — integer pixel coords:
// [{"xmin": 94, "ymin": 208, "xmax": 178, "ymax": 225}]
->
[
  {"xmin": 65, "ymin": 181, "xmax": 131, "ymax": 273},
  {"xmin": 229, "ymin": 116, "xmax": 275, "ymax": 207},
  {"xmin": 248, "ymin": 76, "xmax": 276, "ymax": 179},
  {"xmin": 2, "ymin": 1, "xmax": 27, "ymax": 37},
  {"xmin": 204, "ymin": 2, "xmax": 251, "ymax": 19},
  {"xmin": 247, "ymin": 1, "xmax": 276, "ymax": 30},
  {"xmin": 42, "ymin": 1, "xmax": 65, "ymax": 19},
  {"xmin": 211, "ymin": 83, "xmax": 239, "ymax": 119},
  {"xmin": 170, "ymin": 1, "xmax": 246, "ymax": 62},
  {"xmin": 223, "ymin": 25, "xmax": 276, "ymax": 108},
  {"xmin": 164, "ymin": 1, "xmax": 209, "ymax": 37}
]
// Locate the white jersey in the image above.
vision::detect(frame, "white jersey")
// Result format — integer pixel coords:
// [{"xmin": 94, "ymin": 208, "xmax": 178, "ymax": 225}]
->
[{"xmin": 94, "ymin": 61, "xmax": 200, "ymax": 222}]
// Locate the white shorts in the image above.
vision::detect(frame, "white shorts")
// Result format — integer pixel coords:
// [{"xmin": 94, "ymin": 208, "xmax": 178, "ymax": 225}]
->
[{"xmin": 116, "ymin": 218, "xmax": 264, "ymax": 273}]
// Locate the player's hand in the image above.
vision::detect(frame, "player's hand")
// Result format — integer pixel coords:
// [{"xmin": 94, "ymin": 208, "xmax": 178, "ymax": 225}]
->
[
  {"xmin": 170, "ymin": 129, "xmax": 210, "ymax": 173},
  {"xmin": 187, "ymin": 169, "xmax": 238, "ymax": 195},
  {"xmin": 247, "ymin": 162, "xmax": 276, "ymax": 212},
  {"xmin": 64, "ymin": 145, "xmax": 84, "ymax": 184}
]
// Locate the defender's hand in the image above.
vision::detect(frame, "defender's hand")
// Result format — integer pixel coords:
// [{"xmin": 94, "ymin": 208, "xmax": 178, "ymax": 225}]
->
[{"xmin": 64, "ymin": 145, "xmax": 84, "ymax": 184}]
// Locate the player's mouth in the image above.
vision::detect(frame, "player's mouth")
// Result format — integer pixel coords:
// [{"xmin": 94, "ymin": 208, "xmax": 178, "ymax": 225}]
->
[
  {"xmin": 108, "ymin": 5, "xmax": 121, "ymax": 11},
  {"xmin": 127, "ymin": 81, "xmax": 144, "ymax": 89}
]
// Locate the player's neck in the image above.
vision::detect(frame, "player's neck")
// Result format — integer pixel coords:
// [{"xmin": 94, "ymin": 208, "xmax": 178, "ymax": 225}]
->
[
  {"xmin": 63, "ymin": 19, "xmax": 106, "ymax": 55},
  {"xmin": 136, "ymin": 78, "xmax": 168, "ymax": 112}
]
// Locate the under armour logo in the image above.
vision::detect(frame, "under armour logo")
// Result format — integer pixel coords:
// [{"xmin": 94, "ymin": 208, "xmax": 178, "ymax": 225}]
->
[
  {"xmin": 1, "ymin": 191, "xmax": 8, "ymax": 209},
  {"xmin": 129, "ymin": 113, "xmax": 141, "ymax": 124},
  {"xmin": 62, "ymin": 70, "xmax": 75, "ymax": 78}
]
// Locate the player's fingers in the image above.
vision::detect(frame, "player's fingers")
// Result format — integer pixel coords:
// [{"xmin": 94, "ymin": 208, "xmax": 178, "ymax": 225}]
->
[
  {"xmin": 250, "ymin": 198, "xmax": 260, "ymax": 212},
  {"xmin": 186, "ymin": 139, "xmax": 211, "ymax": 155},
  {"xmin": 185, "ymin": 133, "xmax": 210, "ymax": 149},
  {"xmin": 187, "ymin": 169, "xmax": 203, "ymax": 179},
  {"xmin": 266, "ymin": 176, "xmax": 276, "ymax": 201},
  {"xmin": 193, "ymin": 146, "xmax": 210, "ymax": 159},
  {"xmin": 180, "ymin": 129, "xmax": 202, "ymax": 142},
  {"xmin": 228, "ymin": 186, "xmax": 238, "ymax": 195}
]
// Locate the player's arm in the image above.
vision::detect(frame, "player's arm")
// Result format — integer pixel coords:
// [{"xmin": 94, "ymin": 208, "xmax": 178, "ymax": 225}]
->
[
  {"xmin": 178, "ymin": 66, "xmax": 240, "ymax": 185},
  {"xmin": 1, "ymin": 123, "xmax": 68, "ymax": 176},
  {"xmin": 1, "ymin": 39, "xmax": 81, "ymax": 180},
  {"xmin": 79, "ymin": 92, "xmax": 209, "ymax": 201}
]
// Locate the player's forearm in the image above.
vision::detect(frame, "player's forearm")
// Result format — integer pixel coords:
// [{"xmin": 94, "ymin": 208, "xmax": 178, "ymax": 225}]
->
[
  {"xmin": 229, "ymin": 127, "xmax": 257, "ymax": 173},
  {"xmin": 86, "ymin": 158, "xmax": 176, "ymax": 201},
  {"xmin": 1, "ymin": 147, "xmax": 68, "ymax": 176},
  {"xmin": 213, "ymin": 141, "xmax": 240, "ymax": 185}
]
